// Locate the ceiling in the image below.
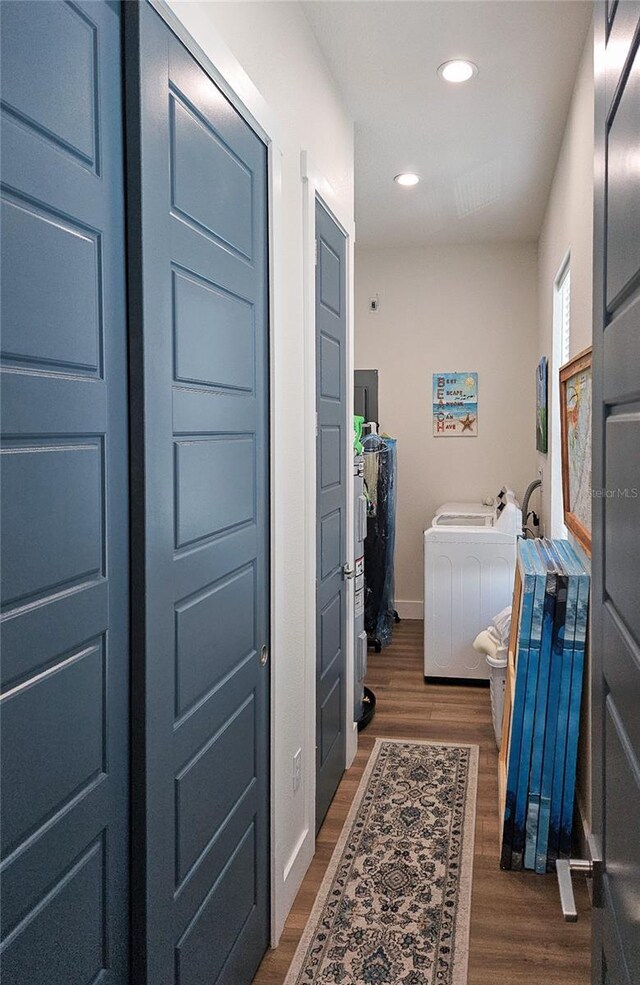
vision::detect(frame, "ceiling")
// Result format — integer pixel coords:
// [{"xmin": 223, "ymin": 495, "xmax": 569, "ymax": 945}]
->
[{"xmin": 303, "ymin": 1, "xmax": 593, "ymax": 246}]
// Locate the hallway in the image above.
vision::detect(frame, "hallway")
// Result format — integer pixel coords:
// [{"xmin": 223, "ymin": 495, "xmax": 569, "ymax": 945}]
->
[
  {"xmin": 254, "ymin": 619, "xmax": 592, "ymax": 984},
  {"xmin": 4, "ymin": 3, "xmax": 639, "ymax": 981}
]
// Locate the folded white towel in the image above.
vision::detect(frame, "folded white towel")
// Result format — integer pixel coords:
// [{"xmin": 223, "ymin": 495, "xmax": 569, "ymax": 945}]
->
[{"xmin": 473, "ymin": 627, "xmax": 500, "ymax": 659}]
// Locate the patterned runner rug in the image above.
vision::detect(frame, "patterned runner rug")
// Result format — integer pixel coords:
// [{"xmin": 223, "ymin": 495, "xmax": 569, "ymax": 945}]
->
[{"xmin": 284, "ymin": 738, "xmax": 479, "ymax": 985}]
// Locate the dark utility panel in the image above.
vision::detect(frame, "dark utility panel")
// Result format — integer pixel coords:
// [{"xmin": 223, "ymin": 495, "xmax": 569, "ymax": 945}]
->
[
  {"xmin": 315, "ymin": 200, "xmax": 348, "ymax": 832},
  {"xmin": 0, "ymin": 2, "xmax": 129, "ymax": 983},
  {"xmin": 354, "ymin": 368, "xmax": 379, "ymax": 425},
  {"xmin": 126, "ymin": 5, "xmax": 270, "ymax": 984}
]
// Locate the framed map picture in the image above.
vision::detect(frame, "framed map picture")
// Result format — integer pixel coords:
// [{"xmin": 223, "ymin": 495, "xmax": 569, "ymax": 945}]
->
[
  {"xmin": 433, "ymin": 372, "xmax": 478, "ymax": 436},
  {"xmin": 536, "ymin": 357, "xmax": 548, "ymax": 453},
  {"xmin": 560, "ymin": 347, "xmax": 592, "ymax": 554}
]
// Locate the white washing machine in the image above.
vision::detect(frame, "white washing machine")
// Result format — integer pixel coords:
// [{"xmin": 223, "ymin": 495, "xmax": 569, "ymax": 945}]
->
[{"xmin": 424, "ymin": 489, "xmax": 522, "ymax": 681}]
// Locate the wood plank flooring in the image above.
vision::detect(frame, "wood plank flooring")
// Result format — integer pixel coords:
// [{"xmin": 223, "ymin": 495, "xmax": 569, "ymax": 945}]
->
[{"xmin": 253, "ymin": 619, "xmax": 592, "ymax": 984}]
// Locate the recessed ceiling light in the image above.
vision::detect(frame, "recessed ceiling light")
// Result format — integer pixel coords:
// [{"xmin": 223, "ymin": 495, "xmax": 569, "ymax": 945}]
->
[
  {"xmin": 438, "ymin": 60, "xmax": 478, "ymax": 84},
  {"xmin": 394, "ymin": 173, "xmax": 420, "ymax": 187}
]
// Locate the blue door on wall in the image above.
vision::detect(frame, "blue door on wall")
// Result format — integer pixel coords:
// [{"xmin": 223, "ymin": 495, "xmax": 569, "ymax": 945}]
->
[
  {"xmin": 126, "ymin": 5, "xmax": 271, "ymax": 983},
  {"xmin": 0, "ymin": 2, "xmax": 130, "ymax": 982},
  {"xmin": 591, "ymin": 4, "xmax": 640, "ymax": 983},
  {"xmin": 315, "ymin": 200, "xmax": 348, "ymax": 832}
]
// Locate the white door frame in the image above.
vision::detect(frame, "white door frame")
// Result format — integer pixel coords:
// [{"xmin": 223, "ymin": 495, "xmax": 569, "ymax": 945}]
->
[{"xmin": 301, "ymin": 151, "xmax": 358, "ymax": 790}]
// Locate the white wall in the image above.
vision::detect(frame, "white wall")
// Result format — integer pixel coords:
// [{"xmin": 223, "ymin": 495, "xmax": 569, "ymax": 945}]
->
[
  {"xmin": 536, "ymin": 26, "xmax": 594, "ymax": 830},
  {"xmin": 355, "ymin": 243, "xmax": 538, "ymax": 612},
  {"xmin": 167, "ymin": 0, "xmax": 354, "ymax": 943},
  {"xmin": 537, "ymin": 28, "xmax": 594, "ymax": 535}
]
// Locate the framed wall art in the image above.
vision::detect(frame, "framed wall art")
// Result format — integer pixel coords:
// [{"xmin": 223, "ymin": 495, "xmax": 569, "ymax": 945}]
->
[
  {"xmin": 536, "ymin": 357, "xmax": 548, "ymax": 453},
  {"xmin": 432, "ymin": 372, "xmax": 478, "ymax": 436},
  {"xmin": 559, "ymin": 347, "xmax": 592, "ymax": 554}
]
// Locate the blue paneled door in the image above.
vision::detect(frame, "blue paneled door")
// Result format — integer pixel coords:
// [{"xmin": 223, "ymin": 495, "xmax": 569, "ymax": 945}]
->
[
  {"xmin": 0, "ymin": 2, "xmax": 129, "ymax": 983},
  {"xmin": 591, "ymin": 5, "xmax": 640, "ymax": 984},
  {"xmin": 126, "ymin": 5, "xmax": 271, "ymax": 984},
  {"xmin": 315, "ymin": 200, "xmax": 348, "ymax": 832}
]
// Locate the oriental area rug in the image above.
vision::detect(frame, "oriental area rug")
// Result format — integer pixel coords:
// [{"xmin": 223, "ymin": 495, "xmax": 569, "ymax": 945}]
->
[{"xmin": 284, "ymin": 738, "xmax": 479, "ymax": 985}]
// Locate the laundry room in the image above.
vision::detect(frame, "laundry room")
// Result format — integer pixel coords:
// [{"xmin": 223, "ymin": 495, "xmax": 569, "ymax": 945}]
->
[
  {"xmin": 350, "ymin": 32, "xmax": 595, "ymax": 637},
  {"xmin": 349, "ymin": 3, "xmax": 596, "ymax": 835}
]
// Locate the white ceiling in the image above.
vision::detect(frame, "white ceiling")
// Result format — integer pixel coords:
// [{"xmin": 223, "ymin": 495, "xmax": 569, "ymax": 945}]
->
[{"xmin": 303, "ymin": 0, "xmax": 593, "ymax": 246}]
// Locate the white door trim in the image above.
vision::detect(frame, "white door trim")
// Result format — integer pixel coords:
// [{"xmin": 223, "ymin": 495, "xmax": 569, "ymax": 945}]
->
[
  {"xmin": 301, "ymin": 151, "xmax": 358, "ymax": 791},
  {"xmin": 148, "ymin": 0, "xmax": 286, "ymax": 149}
]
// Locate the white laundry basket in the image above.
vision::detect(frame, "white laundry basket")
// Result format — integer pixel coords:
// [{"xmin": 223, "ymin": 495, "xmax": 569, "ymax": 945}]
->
[{"xmin": 487, "ymin": 648, "xmax": 508, "ymax": 749}]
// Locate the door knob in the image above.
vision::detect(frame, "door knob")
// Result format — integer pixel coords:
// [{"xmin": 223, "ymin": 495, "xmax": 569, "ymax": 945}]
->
[
  {"xmin": 555, "ymin": 834, "xmax": 603, "ymax": 921},
  {"xmin": 343, "ymin": 563, "xmax": 355, "ymax": 579}
]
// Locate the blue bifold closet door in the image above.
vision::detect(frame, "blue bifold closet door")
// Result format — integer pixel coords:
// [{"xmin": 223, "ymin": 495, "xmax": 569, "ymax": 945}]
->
[
  {"xmin": 0, "ymin": 2, "xmax": 130, "ymax": 983},
  {"xmin": 125, "ymin": 5, "xmax": 271, "ymax": 985}
]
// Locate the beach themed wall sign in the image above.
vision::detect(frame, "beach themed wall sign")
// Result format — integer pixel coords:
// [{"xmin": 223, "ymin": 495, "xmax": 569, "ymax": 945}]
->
[
  {"xmin": 536, "ymin": 357, "xmax": 548, "ymax": 453},
  {"xmin": 433, "ymin": 372, "xmax": 478, "ymax": 437},
  {"xmin": 560, "ymin": 347, "xmax": 592, "ymax": 554}
]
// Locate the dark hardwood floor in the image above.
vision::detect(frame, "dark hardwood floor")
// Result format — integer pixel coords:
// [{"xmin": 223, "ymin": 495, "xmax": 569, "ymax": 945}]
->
[{"xmin": 254, "ymin": 619, "xmax": 592, "ymax": 984}]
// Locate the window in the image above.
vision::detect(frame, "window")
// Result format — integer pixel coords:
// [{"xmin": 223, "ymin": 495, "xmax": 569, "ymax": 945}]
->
[
  {"xmin": 558, "ymin": 264, "xmax": 571, "ymax": 365},
  {"xmin": 550, "ymin": 257, "xmax": 570, "ymax": 537}
]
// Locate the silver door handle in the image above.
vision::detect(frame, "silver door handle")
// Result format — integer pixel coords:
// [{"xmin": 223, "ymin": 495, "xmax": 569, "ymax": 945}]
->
[
  {"xmin": 343, "ymin": 563, "xmax": 355, "ymax": 579},
  {"xmin": 555, "ymin": 834, "xmax": 603, "ymax": 921},
  {"xmin": 556, "ymin": 859, "xmax": 591, "ymax": 921}
]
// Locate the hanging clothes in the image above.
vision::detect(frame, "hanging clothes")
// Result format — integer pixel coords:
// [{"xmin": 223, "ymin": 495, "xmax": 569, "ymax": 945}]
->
[{"xmin": 362, "ymin": 435, "xmax": 397, "ymax": 649}]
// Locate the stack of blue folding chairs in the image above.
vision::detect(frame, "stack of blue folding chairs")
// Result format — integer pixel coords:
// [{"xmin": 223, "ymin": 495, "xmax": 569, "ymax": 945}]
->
[{"xmin": 500, "ymin": 538, "xmax": 590, "ymax": 873}]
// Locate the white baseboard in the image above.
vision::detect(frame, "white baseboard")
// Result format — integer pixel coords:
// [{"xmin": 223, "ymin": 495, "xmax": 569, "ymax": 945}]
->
[{"xmin": 395, "ymin": 600, "xmax": 423, "ymax": 620}]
